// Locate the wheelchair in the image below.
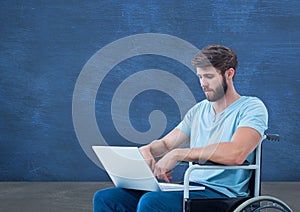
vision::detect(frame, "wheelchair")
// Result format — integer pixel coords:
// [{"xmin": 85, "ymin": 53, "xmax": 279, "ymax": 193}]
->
[{"xmin": 183, "ymin": 134, "xmax": 293, "ymax": 212}]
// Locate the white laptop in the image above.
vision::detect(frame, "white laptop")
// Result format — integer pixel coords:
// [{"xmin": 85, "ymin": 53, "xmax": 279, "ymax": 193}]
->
[{"xmin": 92, "ymin": 146, "xmax": 205, "ymax": 192}]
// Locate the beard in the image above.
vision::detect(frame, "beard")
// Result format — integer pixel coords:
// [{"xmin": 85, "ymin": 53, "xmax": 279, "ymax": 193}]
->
[{"xmin": 205, "ymin": 76, "xmax": 228, "ymax": 102}]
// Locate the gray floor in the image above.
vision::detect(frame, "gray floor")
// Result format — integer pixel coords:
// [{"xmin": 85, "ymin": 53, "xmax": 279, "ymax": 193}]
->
[{"xmin": 0, "ymin": 182, "xmax": 298, "ymax": 212}]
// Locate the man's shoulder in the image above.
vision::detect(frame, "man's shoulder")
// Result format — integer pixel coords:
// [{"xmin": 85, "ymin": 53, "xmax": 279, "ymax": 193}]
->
[
  {"xmin": 242, "ymin": 96, "xmax": 262, "ymax": 100},
  {"xmin": 240, "ymin": 96, "xmax": 266, "ymax": 106},
  {"xmin": 185, "ymin": 100, "xmax": 211, "ymax": 116},
  {"xmin": 238, "ymin": 96, "xmax": 268, "ymax": 114},
  {"xmin": 193, "ymin": 99, "xmax": 211, "ymax": 109}
]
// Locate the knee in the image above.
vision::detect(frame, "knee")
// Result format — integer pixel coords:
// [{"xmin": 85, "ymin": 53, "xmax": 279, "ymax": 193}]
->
[
  {"xmin": 93, "ymin": 189, "xmax": 114, "ymax": 212},
  {"xmin": 93, "ymin": 190, "xmax": 105, "ymax": 212},
  {"xmin": 93, "ymin": 190, "xmax": 103, "ymax": 203},
  {"xmin": 137, "ymin": 192, "xmax": 167, "ymax": 212}
]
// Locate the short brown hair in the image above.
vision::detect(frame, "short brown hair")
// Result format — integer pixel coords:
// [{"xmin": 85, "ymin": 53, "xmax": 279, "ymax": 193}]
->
[{"xmin": 192, "ymin": 45, "xmax": 238, "ymax": 77}]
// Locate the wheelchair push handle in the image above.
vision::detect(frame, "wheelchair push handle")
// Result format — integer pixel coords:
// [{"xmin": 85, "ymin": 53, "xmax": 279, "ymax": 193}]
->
[{"xmin": 264, "ymin": 133, "xmax": 280, "ymax": 141}]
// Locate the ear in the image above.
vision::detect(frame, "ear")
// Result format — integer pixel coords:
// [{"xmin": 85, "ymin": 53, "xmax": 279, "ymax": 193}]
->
[{"xmin": 226, "ymin": 68, "xmax": 235, "ymax": 80}]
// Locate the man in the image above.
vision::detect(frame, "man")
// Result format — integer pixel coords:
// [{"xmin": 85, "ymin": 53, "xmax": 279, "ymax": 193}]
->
[{"xmin": 93, "ymin": 45, "xmax": 268, "ymax": 211}]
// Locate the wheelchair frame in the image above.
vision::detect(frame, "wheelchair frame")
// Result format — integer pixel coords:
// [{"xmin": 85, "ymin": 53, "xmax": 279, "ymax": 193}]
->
[{"xmin": 183, "ymin": 134, "xmax": 293, "ymax": 212}]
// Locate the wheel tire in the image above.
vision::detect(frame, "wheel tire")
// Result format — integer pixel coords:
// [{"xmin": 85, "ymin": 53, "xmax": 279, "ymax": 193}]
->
[{"xmin": 233, "ymin": 195, "xmax": 293, "ymax": 212}]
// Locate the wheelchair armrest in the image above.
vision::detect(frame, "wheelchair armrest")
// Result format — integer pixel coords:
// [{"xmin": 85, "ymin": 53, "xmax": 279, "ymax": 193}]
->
[
  {"xmin": 183, "ymin": 163, "xmax": 258, "ymax": 199},
  {"xmin": 183, "ymin": 132, "xmax": 279, "ymax": 200},
  {"xmin": 192, "ymin": 160, "xmax": 250, "ymax": 166}
]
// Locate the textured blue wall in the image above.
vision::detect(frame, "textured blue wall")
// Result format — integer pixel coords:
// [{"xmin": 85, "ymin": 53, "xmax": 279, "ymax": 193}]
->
[{"xmin": 1, "ymin": 0, "xmax": 299, "ymax": 181}]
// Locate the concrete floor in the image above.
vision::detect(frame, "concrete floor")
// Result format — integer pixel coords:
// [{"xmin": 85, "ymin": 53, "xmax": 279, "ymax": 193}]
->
[{"xmin": 0, "ymin": 182, "xmax": 298, "ymax": 212}]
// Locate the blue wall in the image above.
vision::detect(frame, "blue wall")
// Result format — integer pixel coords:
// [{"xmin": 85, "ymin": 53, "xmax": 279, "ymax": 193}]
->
[{"xmin": 1, "ymin": 0, "xmax": 299, "ymax": 181}]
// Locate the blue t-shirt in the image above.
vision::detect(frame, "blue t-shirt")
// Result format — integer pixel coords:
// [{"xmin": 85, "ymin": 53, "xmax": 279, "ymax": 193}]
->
[{"xmin": 176, "ymin": 96, "xmax": 268, "ymax": 197}]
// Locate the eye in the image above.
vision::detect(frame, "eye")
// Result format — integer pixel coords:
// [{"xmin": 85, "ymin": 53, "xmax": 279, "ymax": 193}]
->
[{"xmin": 206, "ymin": 74, "xmax": 214, "ymax": 79}]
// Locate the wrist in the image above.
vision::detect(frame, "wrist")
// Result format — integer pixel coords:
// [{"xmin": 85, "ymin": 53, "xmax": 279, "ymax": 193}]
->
[
  {"xmin": 172, "ymin": 148, "xmax": 187, "ymax": 162},
  {"xmin": 178, "ymin": 148, "xmax": 200, "ymax": 162}
]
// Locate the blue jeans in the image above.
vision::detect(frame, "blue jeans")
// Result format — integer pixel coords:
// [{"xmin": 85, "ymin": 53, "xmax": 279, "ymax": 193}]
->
[{"xmin": 93, "ymin": 185, "xmax": 227, "ymax": 212}]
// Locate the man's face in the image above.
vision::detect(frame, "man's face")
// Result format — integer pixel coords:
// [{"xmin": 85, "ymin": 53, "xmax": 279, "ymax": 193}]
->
[{"xmin": 196, "ymin": 66, "xmax": 227, "ymax": 102}]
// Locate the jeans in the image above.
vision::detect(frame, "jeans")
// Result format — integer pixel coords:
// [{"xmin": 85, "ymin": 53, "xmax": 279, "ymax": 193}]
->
[{"xmin": 93, "ymin": 185, "xmax": 227, "ymax": 212}]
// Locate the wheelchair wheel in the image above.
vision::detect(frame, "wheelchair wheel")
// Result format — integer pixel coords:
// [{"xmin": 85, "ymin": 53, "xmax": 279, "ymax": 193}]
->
[{"xmin": 233, "ymin": 195, "xmax": 293, "ymax": 212}]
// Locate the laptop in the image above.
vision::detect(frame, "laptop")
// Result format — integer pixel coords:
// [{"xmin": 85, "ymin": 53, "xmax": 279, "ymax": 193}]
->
[{"xmin": 92, "ymin": 146, "xmax": 205, "ymax": 192}]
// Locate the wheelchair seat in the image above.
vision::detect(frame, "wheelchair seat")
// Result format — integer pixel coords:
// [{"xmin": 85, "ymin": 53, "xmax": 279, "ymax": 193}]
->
[{"xmin": 183, "ymin": 134, "xmax": 293, "ymax": 212}]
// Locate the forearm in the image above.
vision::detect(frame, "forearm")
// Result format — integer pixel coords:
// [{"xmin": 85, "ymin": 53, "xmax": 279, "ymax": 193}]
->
[
  {"xmin": 142, "ymin": 128, "xmax": 189, "ymax": 160},
  {"xmin": 177, "ymin": 142, "xmax": 249, "ymax": 165},
  {"xmin": 178, "ymin": 128, "xmax": 261, "ymax": 165}
]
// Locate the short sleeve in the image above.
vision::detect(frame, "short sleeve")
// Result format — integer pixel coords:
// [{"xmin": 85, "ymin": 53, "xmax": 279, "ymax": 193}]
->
[
  {"xmin": 238, "ymin": 97, "xmax": 268, "ymax": 137},
  {"xmin": 176, "ymin": 103, "xmax": 200, "ymax": 137}
]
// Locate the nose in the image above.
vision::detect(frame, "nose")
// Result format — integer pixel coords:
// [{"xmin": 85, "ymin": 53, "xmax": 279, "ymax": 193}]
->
[{"xmin": 200, "ymin": 78, "xmax": 208, "ymax": 88}]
